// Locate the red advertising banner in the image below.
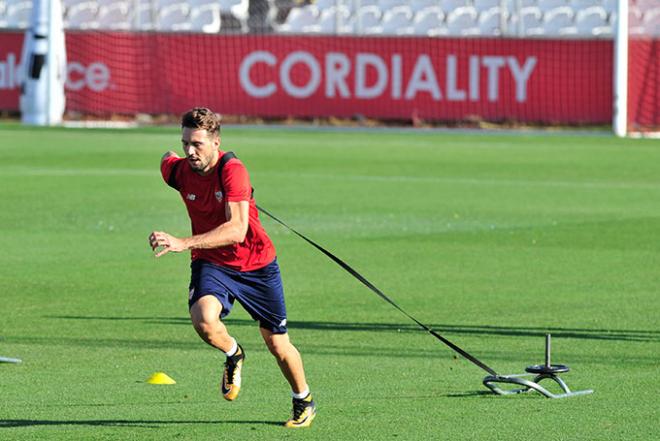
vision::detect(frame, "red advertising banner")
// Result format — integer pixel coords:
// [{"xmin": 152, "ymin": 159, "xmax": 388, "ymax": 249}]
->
[
  {"xmin": 0, "ymin": 32, "xmax": 23, "ymax": 109},
  {"xmin": 628, "ymin": 38, "xmax": 659, "ymax": 131},
  {"xmin": 0, "ymin": 31, "xmax": 629, "ymax": 124}
]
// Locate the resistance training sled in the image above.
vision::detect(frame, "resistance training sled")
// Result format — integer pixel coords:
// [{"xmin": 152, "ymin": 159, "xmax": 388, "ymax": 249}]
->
[{"xmin": 483, "ymin": 334, "xmax": 593, "ymax": 399}]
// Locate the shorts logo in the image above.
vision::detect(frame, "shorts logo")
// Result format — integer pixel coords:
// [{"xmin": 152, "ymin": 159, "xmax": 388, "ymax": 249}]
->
[
  {"xmin": 186, "ymin": 193, "xmax": 196, "ymax": 201},
  {"xmin": 279, "ymin": 319, "xmax": 287, "ymax": 327},
  {"xmin": 215, "ymin": 190, "xmax": 223, "ymax": 202},
  {"xmin": 189, "ymin": 287, "xmax": 195, "ymax": 300}
]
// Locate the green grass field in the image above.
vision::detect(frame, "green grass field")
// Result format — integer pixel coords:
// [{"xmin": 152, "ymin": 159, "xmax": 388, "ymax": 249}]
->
[{"xmin": 0, "ymin": 124, "xmax": 658, "ymax": 440}]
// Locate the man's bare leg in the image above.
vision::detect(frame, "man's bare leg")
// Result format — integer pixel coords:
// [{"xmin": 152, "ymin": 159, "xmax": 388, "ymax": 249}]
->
[
  {"xmin": 259, "ymin": 328, "xmax": 308, "ymax": 394},
  {"xmin": 190, "ymin": 295, "xmax": 244, "ymax": 400},
  {"xmin": 260, "ymin": 328, "xmax": 316, "ymax": 428}
]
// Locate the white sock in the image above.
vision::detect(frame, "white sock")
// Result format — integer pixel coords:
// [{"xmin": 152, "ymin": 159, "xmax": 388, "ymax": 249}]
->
[
  {"xmin": 292, "ymin": 388, "xmax": 310, "ymax": 400},
  {"xmin": 224, "ymin": 338, "xmax": 238, "ymax": 357}
]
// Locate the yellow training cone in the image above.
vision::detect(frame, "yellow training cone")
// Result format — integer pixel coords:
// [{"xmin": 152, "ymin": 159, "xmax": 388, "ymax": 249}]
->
[{"xmin": 146, "ymin": 372, "xmax": 176, "ymax": 385}]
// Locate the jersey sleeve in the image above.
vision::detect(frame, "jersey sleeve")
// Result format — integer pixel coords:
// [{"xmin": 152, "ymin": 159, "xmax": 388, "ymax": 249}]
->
[
  {"xmin": 161, "ymin": 155, "xmax": 181, "ymax": 186},
  {"xmin": 222, "ymin": 160, "xmax": 252, "ymax": 202}
]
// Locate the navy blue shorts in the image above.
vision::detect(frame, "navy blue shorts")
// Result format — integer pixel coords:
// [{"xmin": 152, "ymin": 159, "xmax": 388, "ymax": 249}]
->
[{"xmin": 188, "ymin": 258, "xmax": 288, "ymax": 334}]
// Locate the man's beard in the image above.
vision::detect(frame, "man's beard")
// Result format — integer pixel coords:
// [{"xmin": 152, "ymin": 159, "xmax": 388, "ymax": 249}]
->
[{"xmin": 188, "ymin": 156, "xmax": 207, "ymax": 171}]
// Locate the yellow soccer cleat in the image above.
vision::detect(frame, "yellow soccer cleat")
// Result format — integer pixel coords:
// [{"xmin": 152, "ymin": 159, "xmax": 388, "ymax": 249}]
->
[
  {"xmin": 284, "ymin": 393, "xmax": 317, "ymax": 428},
  {"xmin": 221, "ymin": 345, "xmax": 244, "ymax": 401}
]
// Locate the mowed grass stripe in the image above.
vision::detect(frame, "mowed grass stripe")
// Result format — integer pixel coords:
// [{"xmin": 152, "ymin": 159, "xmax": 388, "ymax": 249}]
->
[{"xmin": 3, "ymin": 165, "xmax": 660, "ymax": 191}]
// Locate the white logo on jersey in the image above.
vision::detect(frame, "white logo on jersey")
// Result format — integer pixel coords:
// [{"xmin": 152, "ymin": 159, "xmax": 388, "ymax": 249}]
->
[
  {"xmin": 186, "ymin": 193, "xmax": 196, "ymax": 201},
  {"xmin": 215, "ymin": 190, "xmax": 223, "ymax": 201}
]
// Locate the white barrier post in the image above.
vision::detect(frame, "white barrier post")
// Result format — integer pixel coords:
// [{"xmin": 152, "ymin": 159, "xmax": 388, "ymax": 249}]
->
[
  {"xmin": 20, "ymin": 0, "xmax": 66, "ymax": 126},
  {"xmin": 613, "ymin": 0, "xmax": 629, "ymax": 138}
]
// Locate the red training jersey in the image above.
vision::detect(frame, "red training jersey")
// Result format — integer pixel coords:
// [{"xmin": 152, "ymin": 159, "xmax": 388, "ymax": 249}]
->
[{"xmin": 160, "ymin": 151, "xmax": 276, "ymax": 272}]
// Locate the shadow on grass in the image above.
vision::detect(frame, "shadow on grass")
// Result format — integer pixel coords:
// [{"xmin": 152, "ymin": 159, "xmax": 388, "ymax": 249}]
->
[
  {"xmin": 444, "ymin": 391, "xmax": 494, "ymax": 398},
  {"xmin": 46, "ymin": 315, "xmax": 660, "ymax": 343},
  {"xmin": 0, "ymin": 419, "xmax": 281, "ymax": 429}
]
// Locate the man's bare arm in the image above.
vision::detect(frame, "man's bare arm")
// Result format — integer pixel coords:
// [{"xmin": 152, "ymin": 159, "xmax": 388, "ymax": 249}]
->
[{"xmin": 149, "ymin": 200, "xmax": 250, "ymax": 258}]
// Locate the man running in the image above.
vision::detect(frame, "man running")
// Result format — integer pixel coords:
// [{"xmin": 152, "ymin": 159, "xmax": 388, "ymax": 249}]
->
[{"xmin": 148, "ymin": 107, "xmax": 316, "ymax": 428}]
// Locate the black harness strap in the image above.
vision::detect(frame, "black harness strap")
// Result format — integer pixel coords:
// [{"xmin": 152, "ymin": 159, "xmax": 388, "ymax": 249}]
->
[
  {"xmin": 218, "ymin": 151, "xmax": 237, "ymax": 173},
  {"xmin": 255, "ymin": 204, "xmax": 499, "ymax": 377},
  {"xmin": 166, "ymin": 160, "xmax": 182, "ymax": 191},
  {"xmin": 217, "ymin": 151, "xmax": 254, "ymax": 198},
  {"xmin": 215, "ymin": 151, "xmax": 499, "ymax": 376}
]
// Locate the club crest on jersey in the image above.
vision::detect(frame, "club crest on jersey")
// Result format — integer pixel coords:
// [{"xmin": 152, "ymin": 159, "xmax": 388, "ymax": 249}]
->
[
  {"xmin": 186, "ymin": 193, "xmax": 196, "ymax": 201},
  {"xmin": 215, "ymin": 191, "xmax": 223, "ymax": 202}
]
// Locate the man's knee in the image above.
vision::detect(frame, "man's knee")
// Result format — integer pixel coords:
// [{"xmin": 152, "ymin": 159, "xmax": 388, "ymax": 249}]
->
[
  {"xmin": 264, "ymin": 332, "xmax": 294, "ymax": 360},
  {"xmin": 190, "ymin": 296, "xmax": 224, "ymax": 342},
  {"xmin": 193, "ymin": 319, "xmax": 215, "ymax": 341}
]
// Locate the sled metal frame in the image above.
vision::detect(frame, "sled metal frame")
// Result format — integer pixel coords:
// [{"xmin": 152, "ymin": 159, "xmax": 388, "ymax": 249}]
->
[{"xmin": 483, "ymin": 334, "xmax": 593, "ymax": 399}]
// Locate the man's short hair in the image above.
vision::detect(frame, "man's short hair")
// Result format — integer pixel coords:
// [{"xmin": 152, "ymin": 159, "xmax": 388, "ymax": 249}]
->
[{"xmin": 181, "ymin": 107, "xmax": 221, "ymax": 137}]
